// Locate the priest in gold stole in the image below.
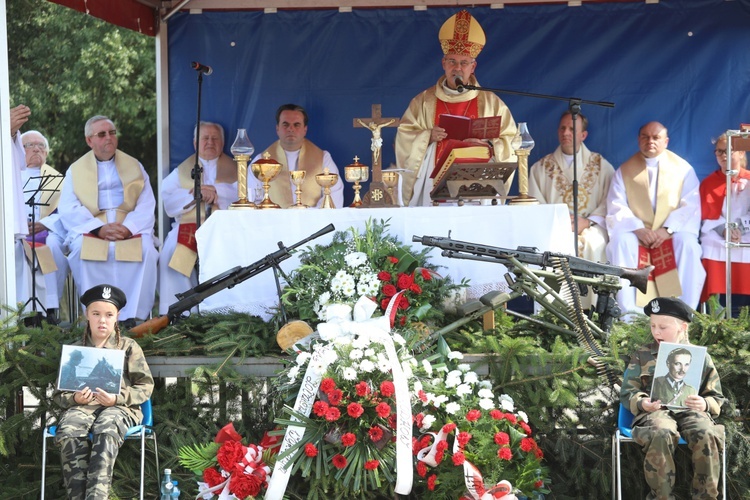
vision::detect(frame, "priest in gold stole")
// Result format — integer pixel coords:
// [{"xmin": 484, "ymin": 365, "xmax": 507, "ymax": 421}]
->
[
  {"xmin": 250, "ymin": 103, "xmax": 343, "ymax": 208},
  {"xmin": 606, "ymin": 121, "xmax": 705, "ymax": 317},
  {"xmin": 158, "ymin": 121, "xmax": 237, "ymax": 315},
  {"xmin": 395, "ymin": 9, "xmax": 518, "ymax": 207},
  {"xmin": 59, "ymin": 116, "xmax": 158, "ymax": 324}
]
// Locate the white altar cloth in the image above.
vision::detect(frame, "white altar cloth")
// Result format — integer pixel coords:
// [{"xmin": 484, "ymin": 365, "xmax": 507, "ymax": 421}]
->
[{"xmin": 196, "ymin": 205, "xmax": 574, "ymax": 319}]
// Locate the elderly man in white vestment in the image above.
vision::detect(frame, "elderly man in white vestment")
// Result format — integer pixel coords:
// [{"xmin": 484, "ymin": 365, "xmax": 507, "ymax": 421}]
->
[
  {"xmin": 158, "ymin": 121, "xmax": 237, "ymax": 315},
  {"xmin": 9, "ymin": 105, "xmax": 33, "ymax": 306},
  {"xmin": 395, "ymin": 10, "xmax": 517, "ymax": 207},
  {"xmin": 606, "ymin": 121, "xmax": 704, "ymax": 317},
  {"xmin": 19, "ymin": 130, "xmax": 69, "ymax": 322},
  {"xmin": 250, "ymin": 103, "xmax": 343, "ymax": 208},
  {"xmin": 58, "ymin": 116, "xmax": 158, "ymax": 324}
]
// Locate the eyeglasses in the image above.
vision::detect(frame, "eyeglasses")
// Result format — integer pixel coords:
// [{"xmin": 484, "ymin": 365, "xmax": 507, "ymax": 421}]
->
[
  {"xmin": 715, "ymin": 149, "xmax": 728, "ymax": 156},
  {"xmin": 89, "ymin": 130, "xmax": 117, "ymax": 139},
  {"xmin": 444, "ymin": 58, "xmax": 475, "ymax": 68},
  {"xmin": 23, "ymin": 142, "xmax": 46, "ymax": 150}
]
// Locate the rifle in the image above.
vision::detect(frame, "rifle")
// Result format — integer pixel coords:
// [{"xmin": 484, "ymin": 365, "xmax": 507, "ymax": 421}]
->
[
  {"xmin": 412, "ymin": 235, "xmax": 652, "ymax": 294},
  {"xmin": 131, "ymin": 224, "xmax": 335, "ymax": 337}
]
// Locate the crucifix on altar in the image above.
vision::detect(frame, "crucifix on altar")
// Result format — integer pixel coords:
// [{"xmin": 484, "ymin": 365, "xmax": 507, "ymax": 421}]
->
[{"xmin": 353, "ymin": 104, "xmax": 400, "ymax": 207}]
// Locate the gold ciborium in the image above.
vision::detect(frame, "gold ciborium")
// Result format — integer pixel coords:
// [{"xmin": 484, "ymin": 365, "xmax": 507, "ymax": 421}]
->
[
  {"xmin": 289, "ymin": 170, "xmax": 308, "ymax": 209},
  {"xmin": 315, "ymin": 168, "xmax": 338, "ymax": 209},
  {"xmin": 344, "ymin": 156, "xmax": 369, "ymax": 207},
  {"xmin": 382, "ymin": 170, "xmax": 399, "ymax": 205},
  {"xmin": 250, "ymin": 152, "xmax": 282, "ymax": 209},
  {"xmin": 229, "ymin": 128, "xmax": 257, "ymax": 210}
]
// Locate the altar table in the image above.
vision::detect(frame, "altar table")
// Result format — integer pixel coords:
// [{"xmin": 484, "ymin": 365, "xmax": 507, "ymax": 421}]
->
[{"xmin": 196, "ymin": 205, "xmax": 574, "ymax": 319}]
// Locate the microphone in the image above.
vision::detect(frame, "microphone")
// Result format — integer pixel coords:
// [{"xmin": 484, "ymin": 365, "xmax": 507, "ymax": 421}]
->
[
  {"xmin": 454, "ymin": 75, "xmax": 465, "ymax": 93},
  {"xmin": 191, "ymin": 61, "xmax": 213, "ymax": 75}
]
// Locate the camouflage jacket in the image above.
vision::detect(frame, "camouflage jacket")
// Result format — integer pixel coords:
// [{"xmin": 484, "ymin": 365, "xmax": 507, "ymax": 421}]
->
[
  {"xmin": 53, "ymin": 333, "xmax": 154, "ymax": 424},
  {"xmin": 620, "ymin": 341, "xmax": 725, "ymax": 423}
]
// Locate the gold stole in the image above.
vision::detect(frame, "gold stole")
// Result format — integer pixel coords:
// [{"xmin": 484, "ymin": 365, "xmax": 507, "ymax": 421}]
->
[
  {"xmin": 621, "ymin": 151, "xmax": 684, "ymax": 305},
  {"xmin": 262, "ymin": 140, "xmax": 325, "ymax": 208},
  {"xmin": 70, "ymin": 150, "xmax": 144, "ymax": 262},
  {"xmin": 23, "ymin": 164, "xmax": 64, "ymax": 274},
  {"xmin": 168, "ymin": 154, "xmax": 238, "ymax": 277}
]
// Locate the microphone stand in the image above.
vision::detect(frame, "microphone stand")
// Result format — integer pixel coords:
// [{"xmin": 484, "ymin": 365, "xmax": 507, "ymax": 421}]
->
[
  {"xmin": 192, "ymin": 70, "xmax": 205, "ymax": 233},
  {"xmin": 460, "ymin": 83, "xmax": 614, "ymax": 256}
]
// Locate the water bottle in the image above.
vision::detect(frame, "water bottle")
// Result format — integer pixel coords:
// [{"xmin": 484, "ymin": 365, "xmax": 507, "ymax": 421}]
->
[
  {"xmin": 171, "ymin": 480, "xmax": 181, "ymax": 498},
  {"xmin": 160, "ymin": 468, "xmax": 174, "ymax": 499}
]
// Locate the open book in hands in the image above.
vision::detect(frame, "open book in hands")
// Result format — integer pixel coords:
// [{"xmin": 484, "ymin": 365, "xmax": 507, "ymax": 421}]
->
[{"xmin": 438, "ymin": 114, "xmax": 503, "ymax": 141}]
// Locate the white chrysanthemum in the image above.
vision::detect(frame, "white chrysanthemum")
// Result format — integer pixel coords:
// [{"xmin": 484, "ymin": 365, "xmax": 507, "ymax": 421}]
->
[
  {"xmin": 345, "ymin": 252, "xmax": 368, "ymax": 268},
  {"xmin": 333, "ymin": 335, "xmax": 350, "ymax": 347},
  {"xmin": 479, "ymin": 398, "xmax": 495, "ymax": 410},
  {"xmin": 456, "ymin": 383, "xmax": 472, "ymax": 397},
  {"xmin": 499, "ymin": 394, "xmax": 515, "ymax": 412},
  {"xmin": 322, "ymin": 349, "xmax": 338, "ymax": 366},
  {"xmin": 478, "ymin": 388, "xmax": 494, "ymax": 399},
  {"xmin": 287, "ymin": 366, "xmax": 300, "ymax": 380},
  {"xmin": 447, "ymin": 369, "xmax": 463, "ymax": 379},
  {"xmin": 309, "ymin": 358, "xmax": 327, "ymax": 375},
  {"xmin": 422, "ymin": 359, "xmax": 433, "ymax": 375},
  {"xmin": 364, "ymin": 348, "xmax": 375, "ymax": 357},
  {"xmin": 517, "ymin": 410, "xmax": 528, "ymax": 423},
  {"xmin": 479, "ymin": 380, "xmax": 492, "ymax": 390},
  {"xmin": 352, "ymin": 334, "xmax": 369, "ymax": 349},
  {"xmin": 445, "ymin": 402, "xmax": 461, "ymax": 415},
  {"xmin": 349, "ymin": 349, "xmax": 363, "ymax": 361},
  {"xmin": 360, "ymin": 359, "xmax": 375, "ymax": 372},
  {"xmin": 330, "ymin": 277, "xmax": 343, "ymax": 293},
  {"xmin": 318, "ymin": 291, "xmax": 331, "ymax": 305},
  {"xmin": 445, "ymin": 375, "xmax": 461, "ymax": 388},
  {"xmin": 295, "ymin": 352, "xmax": 311, "ymax": 366},
  {"xmin": 447, "ymin": 351, "xmax": 464, "ymax": 360},
  {"xmin": 377, "ymin": 357, "xmax": 391, "ymax": 373},
  {"xmin": 342, "ymin": 367, "xmax": 358, "ymax": 381},
  {"xmin": 334, "ymin": 269, "xmax": 350, "ymax": 280},
  {"xmin": 433, "ymin": 394, "xmax": 449, "ymax": 407},
  {"xmin": 420, "ymin": 414, "xmax": 436, "ymax": 431},
  {"xmin": 463, "ymin": 371, "xmax": 479, "ymax": 384}
]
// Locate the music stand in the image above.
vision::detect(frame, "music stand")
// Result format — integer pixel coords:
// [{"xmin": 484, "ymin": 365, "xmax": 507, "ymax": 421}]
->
[
  {"xmin": 22, "ymin": 173, "xmax": 64, "ymax": 326},
  {"xmin": 430, "ymin": 162, "xmax": 517, "ymax": 205}
]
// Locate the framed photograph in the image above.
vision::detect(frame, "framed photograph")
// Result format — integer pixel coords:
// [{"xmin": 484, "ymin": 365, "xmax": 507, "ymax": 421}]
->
[
  {"xmin": 57, "ymin": 345, "xmax": 125, "ymax": 394},
  {"xmin": 650, "ymin": 342, "xmax": 707, "ymax": 409}
]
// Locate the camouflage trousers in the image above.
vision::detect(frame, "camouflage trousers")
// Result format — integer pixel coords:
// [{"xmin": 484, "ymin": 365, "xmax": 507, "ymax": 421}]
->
[
  {"xmin": 54, "ymin": 406, "xmax": 137, "ymax": 500},
  {"xmin": 632, "ymin": 409, "xmax": 724, "ymax": 500}
]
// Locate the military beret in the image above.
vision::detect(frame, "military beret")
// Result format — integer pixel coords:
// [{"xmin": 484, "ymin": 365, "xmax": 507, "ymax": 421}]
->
[
  {"xmin": 643, "ymin": 297, "xmax": 693, "ymax": 323},
  {"xmin": 80, "ymin": 284, "xmax": 127, "ymax": 311}
]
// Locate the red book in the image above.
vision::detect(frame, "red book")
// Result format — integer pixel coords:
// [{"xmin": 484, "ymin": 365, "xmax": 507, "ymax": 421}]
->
[
  {"xmin": 438, "ymin": 114, "xmax": 503, "ymax": 141},
  {"xmin": 431, "ymin": 139, "xmax": 492, "ymax": 180}
]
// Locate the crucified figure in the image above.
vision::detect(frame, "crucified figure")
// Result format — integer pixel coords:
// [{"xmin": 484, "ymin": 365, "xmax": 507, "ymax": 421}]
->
[{"xmin": 357, "ymin": 118, "xmax": 396, "ymax": 166}]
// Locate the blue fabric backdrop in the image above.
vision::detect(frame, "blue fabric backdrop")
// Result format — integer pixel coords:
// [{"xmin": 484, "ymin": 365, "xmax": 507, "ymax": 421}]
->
[{"xmin": 167, "ymin": 0, "xmax": 750, "ymax": 205}]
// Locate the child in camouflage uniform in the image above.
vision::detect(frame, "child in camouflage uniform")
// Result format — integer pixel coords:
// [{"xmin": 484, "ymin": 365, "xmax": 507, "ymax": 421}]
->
[
  {"xmin": 52, "ymin": 284, "xmax": 154, "ymax": 500},
  {"xmin": 620, "ymin": 297, "xmax": 725, "ymax": 500}
]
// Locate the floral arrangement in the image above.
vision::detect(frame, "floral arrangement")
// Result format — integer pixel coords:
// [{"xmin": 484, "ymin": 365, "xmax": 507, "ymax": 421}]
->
[{"xmin": 178, "ymin": 423, "xmax": 279, "ymax": 499}]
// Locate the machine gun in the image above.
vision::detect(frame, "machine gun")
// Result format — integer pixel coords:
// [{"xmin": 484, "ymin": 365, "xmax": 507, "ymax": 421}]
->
[
  {"xmin": 131, "ymin": 224, "xmax": 335, "ymax": 337},
  {"xmin": 413, "ymin": 234, "xmax": 654, "ymax": 387}
]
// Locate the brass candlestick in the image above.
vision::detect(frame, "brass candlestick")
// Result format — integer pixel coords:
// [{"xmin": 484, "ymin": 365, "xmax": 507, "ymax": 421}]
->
[
  {"xmin": 344, "ymin": 156, "xmax": 369, "ymax": 207},
  {"xmin": 229, "ymin": 128, "xmax": 257, "ymax": 210},
  {"xmin": 509, "ymin": 122, "xmax": 538, "ymax": 206},
  {"xmin": 289, "ymin": 170, "xmax": 308, "ymax": 209},
  {"xmin": 382, "ymin": 171, "xmax": 399, "ymax": 205},
  {"xmin": 250, "ymin": 152, "xmax": 282, "ymax": 209},
  {"xmin": 315, "ymin": 168, "xmax": 338, "ymax": 209}
]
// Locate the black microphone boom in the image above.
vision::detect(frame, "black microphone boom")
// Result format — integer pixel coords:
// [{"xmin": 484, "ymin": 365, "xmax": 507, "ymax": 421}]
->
[
  {"xmin": 191, "ymin": 61, "xmax": 213, "ymax": 75},
  {"xmin": 454, "ymin": 75, "xmax": 465, "ymax": 93}
]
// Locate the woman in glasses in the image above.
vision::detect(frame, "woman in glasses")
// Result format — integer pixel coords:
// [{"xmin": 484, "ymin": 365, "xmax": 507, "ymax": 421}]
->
[{"xmin": 699, "ymin": 131, "xmax": 750, "ymax": 316}]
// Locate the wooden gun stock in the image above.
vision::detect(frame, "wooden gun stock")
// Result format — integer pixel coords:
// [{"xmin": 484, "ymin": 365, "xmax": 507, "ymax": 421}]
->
[
  {"xmin": 620, "ymin": 265, "xmax": 654, "ymax": 295},
  {"xmin": 130, "ymin": 315, "xmax": 170, "ymax": 338}
]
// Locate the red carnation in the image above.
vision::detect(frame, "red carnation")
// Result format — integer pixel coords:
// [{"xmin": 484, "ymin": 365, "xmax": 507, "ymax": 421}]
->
[
  {"xmin": 325, "ymin": 406, "xmax": 341, "ymax": 422},
  {"xmin": 498, "ymin": 447, "xmax": 512, "ymax": 460},
  {"xmin": 535, "ymin": 448, "xmax": 544, "ymax": 459},
  {"xmin": 418, "ymin": 390, "xmax": 428, "ymax": 402},
  {"xmin": 332, "ymin": 454, "xmax": 347, "ymax": 469},
  {"xmin": 442, "ymin": 423, "xmax": 456, "ymax": 433},
  {"xmin": 427, "ymin": 474, "xmax": 437, "ymax": 491},
  {"xmin": 369, "ymin": 426, "xmax": 384, "ymax": 442},
  {"xmin": 313, "ymin": 401, "xmax": 329, "ymax": 417},
  {"xmin": 490, "ymin": 409, "xmax": 503, "ymax": 420},
  {"xmin": 414, "ymin": 413, "xmax": 424, "ymax": 428},
  {"xmin": 520, "ymin": 421, "xmax": 532, "ymax": 435},
  {"xmin": 347, "ymin": 402, "xmax": 364, "ymax": 418},
  {"xmin": 341, "ymin": 432, "xmax": 357, "ymax": 447},
  {"xmin": 388, "ymin": 413, "xmax": 398, "ymax": 429},
  {"xmin": 420, "ymin": 268, "xmax": 433, "ymax": 281},
  {"xmin": 229, "ymin": 471, "xmax": 264, "ymax": 498},
  {"xmin": 505, "ymin": 413, "xmax": 517, "ymax": 424},
  {"xmin": 380, "ymin": 380, "xmax": 395, "ymax": 397},
  {"xmin": 535, "ymin": 480, "xmax": 544, "ymax": 489},
  {"xmin": 396, "ymin": 272, "xmax": 414, "ymax": 290},
  {"xmin": 452, "ymin": 451, "xmax": 466, "ymax": 465},
  {"xmin": 419, "ymin": 435, "xmax": 432, "ymax": 449},
  {"xmin": 494, "ymin": 432, "xmax": 510, "ymax": 446},
  {"xmin": 320, "ymin": 378, "xmax": 336, "ymax": 393},
  {"xmin": 328, "ymin": 388, "xmax": 343, "ymax": 406},
  {"xmin": 409, "ymin": 283, "xmax": 422, "ymax": 294},
  {"xmin": 382, "ymin": 283, "xmax": 398, "ymax": 297},
  {"xmin": 521, "ymin": 437, "xmax": 537, "ymax": 452},
  {"xmin": 457, "ymin": 431, "xmax": 472, "ymax": 447},
  {"xmin": 435, "ymin": 450, "xmax": 445, "ymax": 464},
  {"xmin": 364, "ymin": 459, "xmax": 380, "ymax": 470},
  {"xmin": 304, "ymin": 443, "xmax": 318, "ymax": 457},
  {"xmin": 466, "ymin": 409, "xmax": 481, "ymax": 422},
  {"xmin": 377, "ymin": 271, "xmax": 392, "ymax": 281},
  {"xmin": 355, "ymin": 381, "xmax": 370, "ymax": 397},
  {"xmin": 375, "ymin": 402, "xmax": 391, "ymax": 418},
  {"xmin": 436, "ymin": 440, "xmax": 448, "ymax": 452},
  {"xmin": 399, "ymin": 315, "xmax": 406, "ymax": 326},
  {"xmin": 217, "ymin": 440, "xmax": 245, "ymax": 471},
  {"xmin": 417, "ymin": 461, "xmax": 428, "ymax": 477},
  {"xmin": 388, "ymin": 256, "xmax": 399, "ymax": 264},
  {"xmin": 203, "ymin": 467, "xmax": 224, "ymax": 487}
]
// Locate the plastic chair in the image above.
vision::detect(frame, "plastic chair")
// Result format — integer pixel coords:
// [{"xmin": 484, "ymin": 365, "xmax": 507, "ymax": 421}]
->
[
  {"xmin": 611, "ymin": 403, "xmax": 726, "ymax": 500},
  {"xmin": 40, "ymin": 399, "xmax": 159, "ymax": 500}
]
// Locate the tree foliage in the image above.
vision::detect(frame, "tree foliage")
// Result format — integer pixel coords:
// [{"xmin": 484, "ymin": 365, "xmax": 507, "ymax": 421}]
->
[{"xmin": 7, "ymin": 0, "xmax": 157, "ymax": 177}]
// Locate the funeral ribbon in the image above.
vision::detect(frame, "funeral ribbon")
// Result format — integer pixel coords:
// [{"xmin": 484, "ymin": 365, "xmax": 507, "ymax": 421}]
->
[{"xmin": 265, "ymin": 294, "xmax": 413, "ymax": 499}]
